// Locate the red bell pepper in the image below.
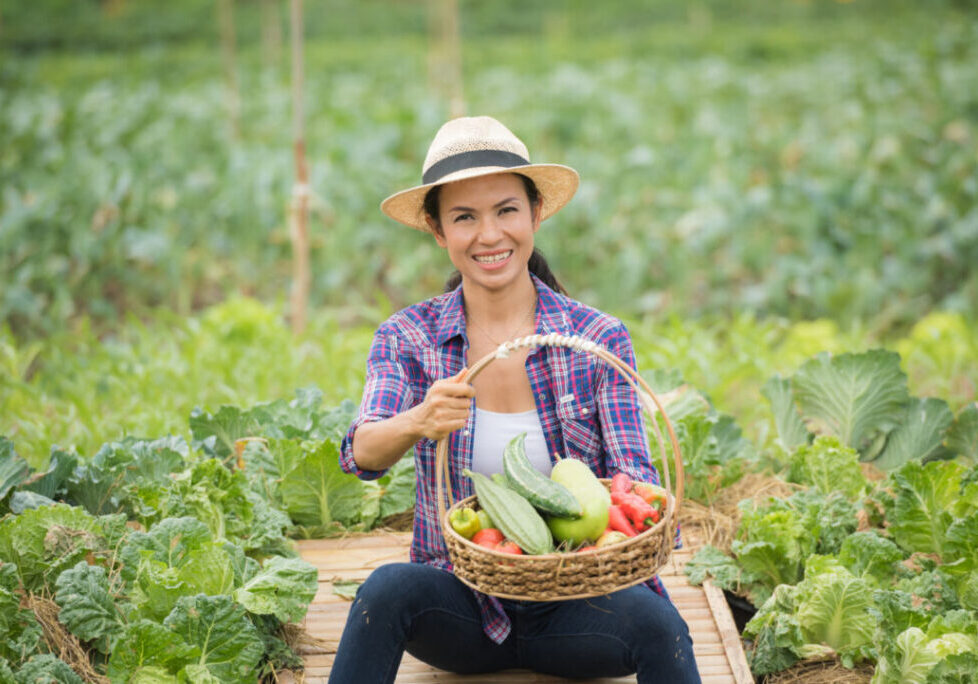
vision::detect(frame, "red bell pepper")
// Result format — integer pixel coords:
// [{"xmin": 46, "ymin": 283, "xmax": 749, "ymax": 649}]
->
[
  {"xmin": 610, "ymin": 472, "xmax": 633, "ymax": 495},
  {"xmin": 606, "ymin": 504, "xmax": 637, "ymax": 537}
]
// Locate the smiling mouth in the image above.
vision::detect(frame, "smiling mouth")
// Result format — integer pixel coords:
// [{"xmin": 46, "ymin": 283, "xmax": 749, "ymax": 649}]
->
[{"xmin": 473, "ymin": 250, "xmax": 513, "ymax": 264}]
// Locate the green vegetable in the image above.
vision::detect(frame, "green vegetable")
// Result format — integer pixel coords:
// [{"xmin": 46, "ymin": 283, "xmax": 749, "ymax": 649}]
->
[
  {"xmin": 502, "ymin": 433, "xmax": 581, "ymax": 518},
  {"xmin": 545, "ymin": 459, "xmax": 610, "ymax": 545},
  {"xmin": 476, "ymin": 509, "xmax": 494, "ymax": 530},
  {"xmin": 449, "ymin": 508, "xmax": 481, "ymax": 540},
  {"xmin": 463, "ymin": 469, "xmax": 553, "ymax": 556}
]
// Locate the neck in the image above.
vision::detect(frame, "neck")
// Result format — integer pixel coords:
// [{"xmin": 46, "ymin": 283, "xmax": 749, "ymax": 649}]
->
[{"xmin": 463, "ymin": 273, "xmax": 538, "ymax": 334}]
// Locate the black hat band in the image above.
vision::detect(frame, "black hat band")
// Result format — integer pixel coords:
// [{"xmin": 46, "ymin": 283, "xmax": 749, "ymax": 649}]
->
[{"xmin": 422, "ymin": 149, "xmax": 530, "ymax": 185}]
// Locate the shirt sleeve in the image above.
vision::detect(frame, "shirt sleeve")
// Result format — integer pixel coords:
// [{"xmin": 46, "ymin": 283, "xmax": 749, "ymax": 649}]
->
[
  {"xmin": 339, "ymin": 327, "xmax": 416, "ymax": 481},
  {"xmin": 599, "ymin": 321, "xmax": 683, "ymax": 550},
  {"xmin": 597, "ymin": 321, "xmax": 658, "ymax": 484}
]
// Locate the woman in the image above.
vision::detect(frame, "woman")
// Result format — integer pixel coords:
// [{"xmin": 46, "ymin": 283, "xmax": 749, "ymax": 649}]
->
[{"xmin": 331, "ymin": 116, "xmax": 699, "ymax": 683}]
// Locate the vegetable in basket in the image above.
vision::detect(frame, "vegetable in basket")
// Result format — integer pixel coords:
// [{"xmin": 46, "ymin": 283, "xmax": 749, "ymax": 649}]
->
[
  {"xmin": 546, "ymin": 459, "xmax": 611, "ymax": 545},
  {"xmin": 463, "ymin": 469, "xmax": 554, "ymax": 555},
  {"xmin": 449, "ymin": 508, "xmax": 482, "ymax": 539}
]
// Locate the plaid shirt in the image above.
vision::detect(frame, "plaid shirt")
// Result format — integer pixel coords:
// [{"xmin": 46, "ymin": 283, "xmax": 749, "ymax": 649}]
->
[{"xmin": 340, "ymin": 274, "xmax": 676, "ymax": 644}]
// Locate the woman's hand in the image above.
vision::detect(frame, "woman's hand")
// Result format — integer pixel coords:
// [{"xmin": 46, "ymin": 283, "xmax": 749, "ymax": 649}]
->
[{"xmin": 411, "ymin": 369, "xmax": 475, "ymax": 441}]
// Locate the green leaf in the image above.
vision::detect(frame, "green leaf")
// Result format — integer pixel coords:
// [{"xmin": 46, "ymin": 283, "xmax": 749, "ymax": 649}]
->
[
  {"xmin": 837, "ymin": 532, "xmax": 904, "ymax": 586},
  {"xmin": 129, "ymin": 667, "xmax": 180, "ymax": 684},
  {"xmin": 232, "ymin": 556, "xmax": 318, "ymax": 623},
  {"xmin": 22, "ymin": 447, "xmax": 77, "ymax": 499},
  {"xmin": 377, "ymin": 454, "xmax": 416, "ymax": 520},
  {"xmin": 684, "ymin": 545, "xmax": 750, "ymax": 593},
  {"xmin": 795, "ymin": 568, "xmax": 875, "ymax": 658},
  {"xmin": 107, "ymin": 620, "xmax": 199, "ymax": 683},
  {"xmin": 871, "ymin": 627, "xmax": 941, "ymax": 684},
  {"xmin": 0, "ymin": 437, "xmax": 31, "ymax": 503},
  {"xmin": 945, "ymin": 403, "xmax": 978, "ymax": 462},
  {"xmin": 163, "ymin": 595, "xmax": 265, "ymax": 682},
  {"xmin": 8, "ymin": 491, "xmax": 56, "ymax": 514},
  {"xmin": 761, "ymin": 375, "xmax": 810, "ymax": 452},
  {"xmin": 0, "ymin": 564, "xmax": 43, "ymax": 665},
  {"xmin": 277, "ymin": 439, "xmax": 365, "ymax": 527},
  {"xmin": 54, "ymin": 561, "xmax": 124, "ymax": 654},
  {"xmin": 189, "ymin": 405, "xmax": 272, "ymax": 459},
  {"xmin": 887, "ymin": 460, "xmax": 963, "ymax": 556},
  {"xmin": 331, "ymin": 580, "xmax": 361, "ymax": 601},
  {"xmin": 0, "ymin": 503, "xmax": 107, "ymax": 592},
  {"xmin": 743, "ymin": 584, "xmax": 805, "ymax": 676},
  {"xmin": 159, "ymin": 458, "xmax": 254, "ymax": 544},
  {"xmin": 13, "ymin": 654, "xmax": 84, "ymax": 684},
  {"xmin": 785, "ymin": 435, "xmax": 867, "ymax": 498},
  {"xmin": 65, "ymin": 438, "xmax": 186, "ymax": 516},
  {"xmin": 791, "ymin": 349, "xmax": 909, "ymax": 455},
  {"xmin": 120, "ymin": 517, "xmax": 213, "ymax": 576},
  {"xmin": 872, "ymin": 398, "xmax": 954, "ymax": 471}
]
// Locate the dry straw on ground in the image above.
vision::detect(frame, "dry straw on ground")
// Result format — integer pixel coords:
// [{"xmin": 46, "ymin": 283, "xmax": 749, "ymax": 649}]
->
[
  {"xmin": 677, "ymin": 472, "xmax": 803, "ymax": 553},
  {"xmin": 26, "ymin": 594, "xmax": 110, "ymax": 684},
  {"xmin": 762, "ymin": 654, "xmax": 874, "ymax": 684}
]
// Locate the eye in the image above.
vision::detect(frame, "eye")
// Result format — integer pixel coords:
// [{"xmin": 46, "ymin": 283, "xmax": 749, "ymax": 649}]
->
[
  {"xmin": 499, "ymin": 206, "xmax": 518, "ymax": 215},
  {"xmin": 452, "ymin": 212, "xmax": 474, "ymax": 223}
]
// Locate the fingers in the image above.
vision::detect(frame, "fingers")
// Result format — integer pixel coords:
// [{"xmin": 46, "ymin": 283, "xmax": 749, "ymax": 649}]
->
[{"xmin": 420, "ymin": 369, "xmax": 474, "ymax": 440}]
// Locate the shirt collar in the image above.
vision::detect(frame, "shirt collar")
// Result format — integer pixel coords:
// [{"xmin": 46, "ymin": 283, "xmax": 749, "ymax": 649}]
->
[{"xmin": 433, "ymin": 273, "xmax": 570, "ymax": 347}]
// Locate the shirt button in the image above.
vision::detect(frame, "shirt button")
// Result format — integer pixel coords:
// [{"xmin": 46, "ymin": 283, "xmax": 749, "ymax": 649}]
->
[
  {"xmin": 463, "ymin": 430, "xmax": 470, "ymax": 436},
  {"xmin": 581, "ymin": 408, "xmax": 589, "ymax": 415}
]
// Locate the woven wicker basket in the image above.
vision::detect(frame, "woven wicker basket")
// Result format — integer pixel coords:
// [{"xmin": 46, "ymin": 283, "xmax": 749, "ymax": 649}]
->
[{"xmin": 435, "ymin": 333, "xmax": 684, "ymax": 601}]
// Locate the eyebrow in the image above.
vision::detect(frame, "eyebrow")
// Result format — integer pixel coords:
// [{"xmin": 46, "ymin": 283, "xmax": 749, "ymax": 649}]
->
[{"xmin": 447, "ymin": 197, "xmax": 520, "ymax": 213}]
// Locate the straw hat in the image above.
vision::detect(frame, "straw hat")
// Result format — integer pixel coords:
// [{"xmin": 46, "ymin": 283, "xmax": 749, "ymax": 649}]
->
[{"xmin": 381, "ymin": 116, "xmax": 580, "ymax": 232}]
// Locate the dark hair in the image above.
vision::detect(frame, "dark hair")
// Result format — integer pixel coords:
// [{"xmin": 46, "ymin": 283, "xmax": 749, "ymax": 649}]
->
[{"xmin": 423, "ymin": 173, "xmax": 568, "ymax": 295}]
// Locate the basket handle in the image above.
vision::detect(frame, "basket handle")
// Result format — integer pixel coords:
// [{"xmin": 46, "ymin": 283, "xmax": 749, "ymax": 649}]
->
[{"xmin": 434, "ymin": 333, "xmax": 684, "ymax": 545}]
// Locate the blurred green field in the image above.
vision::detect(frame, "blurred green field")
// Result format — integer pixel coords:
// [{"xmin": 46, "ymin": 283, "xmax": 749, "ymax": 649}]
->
[
  {"xmin": 3, "ymin": 296, "xmax": 975, "ymax": 468},
  {"xmin": 2, "ymin": 0, "xmax": 977, "ymax": 339}
]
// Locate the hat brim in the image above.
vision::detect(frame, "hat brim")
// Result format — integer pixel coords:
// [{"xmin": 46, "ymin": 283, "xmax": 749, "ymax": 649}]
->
[{"xmin": 380, "ymin": 163, "xmax": 580, "ymax": 232}]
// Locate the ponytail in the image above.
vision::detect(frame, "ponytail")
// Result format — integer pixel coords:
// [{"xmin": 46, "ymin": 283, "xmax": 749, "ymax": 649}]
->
[{"xmin": 426, "ymin": 174, "xmax": 568, "ymax": 296}]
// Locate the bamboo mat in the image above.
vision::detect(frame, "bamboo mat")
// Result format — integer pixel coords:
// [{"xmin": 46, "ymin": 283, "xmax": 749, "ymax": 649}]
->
[{"xmin": 295, "ymin": 532, "xmax": 752, "ymax": 683}]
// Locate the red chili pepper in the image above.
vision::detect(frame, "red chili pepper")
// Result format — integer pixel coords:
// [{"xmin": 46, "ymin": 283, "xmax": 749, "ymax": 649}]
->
[
  {"xmin": 633, "ymin": 482, "xmax": 668, "ymax": 508},
  {"xmin": 610, "ymin": 472, "xmax": 633, "ymax": 495},
  {"xmin": 615, "ymin": 492, "xmax": 659, "ymax": 532},
  {"xmin": 606, "ymin": 504, "xmax": 637, "ymax": 537}
]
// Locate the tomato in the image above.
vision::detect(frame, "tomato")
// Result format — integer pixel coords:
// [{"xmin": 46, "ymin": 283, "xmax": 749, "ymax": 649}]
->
[
  {"xmin": 472, "ymin": 528, "xmax": 504, "ymax": 548},
  {"xmin": 494, "ymin": 540, "xmax": 524, "ymax": 555}
]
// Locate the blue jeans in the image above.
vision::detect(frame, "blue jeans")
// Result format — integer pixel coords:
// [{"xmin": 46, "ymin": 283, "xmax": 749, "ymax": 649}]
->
[{"xmin": 328, "ymin": 563, "xmax": 701, "ymax": 683}]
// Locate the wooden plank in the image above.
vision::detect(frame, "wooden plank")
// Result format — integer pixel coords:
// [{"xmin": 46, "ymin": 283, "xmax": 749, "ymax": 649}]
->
[
  {"xmin": 702, "ymin": 579, "xmax": 754, "ymax": 684},
  {"xmin": 296, "ymin": 534, "xmax": 751, "ymax": 683}
]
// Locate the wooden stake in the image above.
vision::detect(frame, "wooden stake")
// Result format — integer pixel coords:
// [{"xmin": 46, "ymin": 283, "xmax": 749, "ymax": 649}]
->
[
  {"xmin": 427, "ymin": 0, "xmax": 465, "ymax": 118},
  {"xmin": 216, "ymin": 0, "xmax": 241, "ymax": 138},
  {"xmin": 260, "ymin": 0, "xmax": 283, "ymax": 77},
  {"xmin": 288, "ymin": 0, "xmax": 310, "ymax": 335}
]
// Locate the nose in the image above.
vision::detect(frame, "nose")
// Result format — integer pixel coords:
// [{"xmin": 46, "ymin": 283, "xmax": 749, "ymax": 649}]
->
[{"xmin": 476, "ymin": 214, "xmax": 504, "ymax": 244}]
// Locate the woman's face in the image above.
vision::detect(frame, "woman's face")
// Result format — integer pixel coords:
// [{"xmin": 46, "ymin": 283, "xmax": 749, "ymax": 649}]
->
[{"xmin": 428, "ymin": 173, "xmax": 541, "ymax": 295}]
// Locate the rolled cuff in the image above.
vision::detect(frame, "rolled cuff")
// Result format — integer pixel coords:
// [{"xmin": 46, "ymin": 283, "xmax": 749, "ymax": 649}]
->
[{"xmin": 339, "ymin": 411, "xmax": 394, "ymax": 481}]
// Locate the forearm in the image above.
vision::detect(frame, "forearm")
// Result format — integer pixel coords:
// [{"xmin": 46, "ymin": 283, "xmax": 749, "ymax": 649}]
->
[{"xmin": 351, "ymin": 406, "xmax": 426, "ymax": 472}]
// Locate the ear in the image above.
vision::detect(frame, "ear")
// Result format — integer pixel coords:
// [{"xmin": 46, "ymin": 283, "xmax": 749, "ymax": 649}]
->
[
  {"xmin": 427, "ymin": 215, "xmax": 447, "ymax": 247},
  {"xmin": 531, "ymin": 201, "xmax": 543, "ymax": 234}
]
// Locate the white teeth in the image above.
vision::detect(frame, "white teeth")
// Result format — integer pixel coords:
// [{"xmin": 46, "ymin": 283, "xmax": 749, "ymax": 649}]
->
[{"xmin": 474, "ymin": 251, "xmax": 511, "ymax": 264}]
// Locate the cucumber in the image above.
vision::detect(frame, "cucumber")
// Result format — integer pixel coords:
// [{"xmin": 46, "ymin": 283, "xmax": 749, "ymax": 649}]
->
[
  {"xmin": 502, "ymin": 433, "xmax": 582, "ymax": 519},
  {"xmin": 463, "ymin": 469, "xmax": 554, "ymax": 555}
]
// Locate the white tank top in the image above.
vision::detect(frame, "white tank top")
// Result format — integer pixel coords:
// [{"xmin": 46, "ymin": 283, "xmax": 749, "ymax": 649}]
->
[{"xmin": 470, "ymin": 407, "xmax": 552, "ymax": 478}]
